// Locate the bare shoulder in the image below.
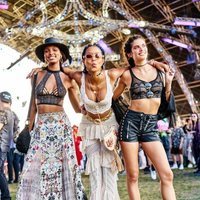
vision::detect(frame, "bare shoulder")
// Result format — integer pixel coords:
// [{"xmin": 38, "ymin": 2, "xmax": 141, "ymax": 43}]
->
[
  {"xmin": 72, "ymin": 71, "xmax": 82, "ymax": 79},
  {"xmin": 108, "ymin": 67, "xmax": 129, "ymax": 80},
  {"xmin": 61, "ymin": 72, "xmax": 71, "ymax": 82},
  {"xmin": 72, "ymin": 71, "xmax": 82, "ymax": 85},
  {"xmin": 120, "ymin": 68, "xmax": 132, "ymax": 85},
  {"xmin": 60, "ymin": 73, "xmax": 75, "ymax": 90},
  {"xmin": 33, "ymin": 70, "xmax": 45, "ymax": 84},
  {"xmin": 108, "ymin": 67, "xmax": 128, "ymax": 76},
  {"xmin": 122, "ymin": 68, "xmax": 131, "ymax": 78}
]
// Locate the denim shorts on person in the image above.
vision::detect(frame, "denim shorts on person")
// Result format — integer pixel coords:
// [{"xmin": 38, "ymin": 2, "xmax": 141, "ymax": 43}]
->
[{"xmin": 118, "ymin": 109, "xmax": 160, "ymax": 142}]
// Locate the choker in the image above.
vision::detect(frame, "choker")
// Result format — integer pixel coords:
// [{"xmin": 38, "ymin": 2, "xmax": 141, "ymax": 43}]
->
[
  {"xmin": 135, "ymin": 62, "xmax": 148, "ymax": 67},
  {"xmin": 46, "ymin": 68, "xmax": 60, "ymax": 73}
]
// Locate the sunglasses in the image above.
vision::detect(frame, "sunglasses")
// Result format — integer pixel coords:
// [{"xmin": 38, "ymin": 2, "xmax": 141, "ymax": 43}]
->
[
  {"xmin": 84, "ymin": 53, "xmax": 104, "ymax": 59},
  {"xmin": 145, "ymin": 82, "xmax": 154, "ymax": 98}
]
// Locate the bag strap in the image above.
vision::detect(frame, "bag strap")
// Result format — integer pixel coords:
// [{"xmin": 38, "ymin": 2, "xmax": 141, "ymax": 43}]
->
[{"xmin": 26, "ymin": 74, "xmax": 37, "ymax": 121}]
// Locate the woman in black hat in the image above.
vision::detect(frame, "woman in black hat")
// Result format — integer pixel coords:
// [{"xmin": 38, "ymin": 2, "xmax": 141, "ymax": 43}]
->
[
  {"xmin": 16, "ymin": 37, "xmax": 87, "ymax": 200},
  {"xmin": 27, "ymin": 39, "xmax": 170, "ymax": 200}
]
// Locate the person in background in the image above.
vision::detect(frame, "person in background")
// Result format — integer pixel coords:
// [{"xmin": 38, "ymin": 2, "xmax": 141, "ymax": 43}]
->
[
  {"xmin": 157, "ymin": 118, "xmax": 170, "ymax": 161},
  {"xmin": 113, "ymin": 34, "xmax": 176, "ymax": 200},
  {"xmin": 138, "ymin": 146, "xmax": 146, "ymax": 170},
  {"xmin": 13, "ymin": 127, "xmax": 25, "ymax": 175},
  {"xmin": 147, "ymin": 156, "xmax": 157, "ymax": 181},
  {"xmin": 182, "ymin": 117, "xmax": 195, "ymax": 168},
  {"xmin": 191, "ymin": 112, "xmax": 200, "ymax": 175},
  {"xmin": 0, "ymin": 91, "xmax": 18, "ymax": 200},
  {"xmin": 16, "ymin": 37, "xmax": 86, "ymax": 200},
  {"xmin": 170, "ymin": 119, "xmax": 185, "ymax": 170},
  {"xmin": 6, "ymin": 110, "xmax": 20, "ymax": 184},
  {"xmin": 72, "ymin": 125, "xmax": 83, "ymax": 166},
  {"xmin": 13, "ymin": 149, "xmax": 25, "ymax": 178}
]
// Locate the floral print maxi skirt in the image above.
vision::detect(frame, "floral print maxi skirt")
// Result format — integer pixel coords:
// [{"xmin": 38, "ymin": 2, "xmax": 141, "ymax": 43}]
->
[{"xmin": 16, "ymin": 111, "xmax": 86, "ymax": 200}]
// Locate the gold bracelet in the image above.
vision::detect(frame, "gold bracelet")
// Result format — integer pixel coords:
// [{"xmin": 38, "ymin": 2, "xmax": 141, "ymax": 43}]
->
[{"xmin": 165, "ymin": 90, "xmax": 171, "ymax": 94}]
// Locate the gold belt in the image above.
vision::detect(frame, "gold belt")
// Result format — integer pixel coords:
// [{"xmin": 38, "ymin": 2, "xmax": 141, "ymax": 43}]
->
[{"xmin": 86, "ymin": 110, "xmax": 112, "ymax": 124}]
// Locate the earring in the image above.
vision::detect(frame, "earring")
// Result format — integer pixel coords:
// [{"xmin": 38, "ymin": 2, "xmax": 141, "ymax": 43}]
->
[
  {"xmin": 44, "ymin": 59, "xmax": 48, "ymax": 65},
  {"xmin": 60, "ymin": 57, "xmax": 63, "ymax": 64}
]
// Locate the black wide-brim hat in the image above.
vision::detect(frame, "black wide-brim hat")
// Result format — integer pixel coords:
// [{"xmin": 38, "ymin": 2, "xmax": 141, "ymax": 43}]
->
[{"xmin": 35, "ymin": 37, "xmax": 72, "ymax": 63}]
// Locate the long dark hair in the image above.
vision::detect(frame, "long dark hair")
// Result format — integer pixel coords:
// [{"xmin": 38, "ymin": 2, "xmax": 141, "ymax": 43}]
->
[
  {"xmin": 45, "ymin": 48, "xmax": 71, "ymax": 72},
  {"xmin": 124, "ymin": 35, "xmax": 146, "ymax": 67},
  {"xmin": 191, "ymin": 112, "xmax": 200, "ymax": 132},
  {"xmin": 82, "ymin": 43, "xmax": 105, "ymax": 73}
]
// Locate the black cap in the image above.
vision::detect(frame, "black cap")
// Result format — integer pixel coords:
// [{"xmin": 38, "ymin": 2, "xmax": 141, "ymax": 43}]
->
[{"xmin": 0, "ymin": 91, "xmax": 12, "ymax": 103}]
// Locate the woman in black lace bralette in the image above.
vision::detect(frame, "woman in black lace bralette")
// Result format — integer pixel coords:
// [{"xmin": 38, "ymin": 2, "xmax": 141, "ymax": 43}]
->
[
  {"xmin": 16, "ymin": 37, "xmax": 87, "ymax": 200},
  {"xmin": 27, "ymin": 40, "xmax": 170, "ymax": 200},
  {"xmin": 113, "ymin": 35, "xmax": 176, "ymax": 200}
]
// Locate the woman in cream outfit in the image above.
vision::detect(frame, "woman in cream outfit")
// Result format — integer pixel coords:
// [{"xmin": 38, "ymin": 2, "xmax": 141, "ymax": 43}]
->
[{"xmin": 28, "ymin": 42, "xmax": 169, "ymax": 200}]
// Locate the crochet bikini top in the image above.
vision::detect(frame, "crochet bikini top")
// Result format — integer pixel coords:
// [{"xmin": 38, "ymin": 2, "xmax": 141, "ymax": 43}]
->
[
  {"xmin": 80, "ymin": 71, "xmax": 113, "ymax": 114},
  {"xmin": 35, "ymin": 69, "xmax": 66, "ymax": 106},
  {"xmin": 129, "ymin": 68, "xmax": 163, "ymax": 100}
]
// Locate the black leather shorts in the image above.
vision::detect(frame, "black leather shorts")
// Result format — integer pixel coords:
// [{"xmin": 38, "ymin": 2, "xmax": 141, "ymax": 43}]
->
[{"xmin": 118, "ymin": 109, "xmax": 160, "ymax": 142}]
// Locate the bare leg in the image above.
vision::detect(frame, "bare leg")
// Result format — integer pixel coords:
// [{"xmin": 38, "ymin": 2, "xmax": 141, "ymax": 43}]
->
[
  {"xmin": 142, "ymin": 141, "xmax": 176, "ymax": 200},
  {"xmin": 120, "ymin": 141, "xmax": 140, "ymax": 200},
  {"xmin": 179, "ymin": 154, "xmax": 184, "ymax": 165},
  {"xmin": 172, "ymin": 154, "xmax": 177, "ymax": 165}
]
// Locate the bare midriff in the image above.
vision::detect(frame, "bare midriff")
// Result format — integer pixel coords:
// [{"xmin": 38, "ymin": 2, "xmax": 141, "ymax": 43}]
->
[
  {"xmin": 129, "ymin": 98, "xmax": 161, "ymax": 115},
  {"xmin": 37, "ymin": 104, "xmax": 64, "ymax": 114}
]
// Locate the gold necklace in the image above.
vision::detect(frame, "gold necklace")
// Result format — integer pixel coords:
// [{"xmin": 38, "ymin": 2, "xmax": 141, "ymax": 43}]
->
[
  {"xmin": 88, "ymin": 75, "xmax": 104, "ymax": 102},
  {"xmin": 87, "ymin": 76, "xmax": 98, "ymax": 100}
]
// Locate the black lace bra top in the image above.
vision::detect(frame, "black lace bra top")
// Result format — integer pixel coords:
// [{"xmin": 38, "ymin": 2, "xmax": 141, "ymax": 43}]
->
[
  {"xmin": 129, "ymin": 68, "xmax": 163, "ymax": 100},
  {"xmin": 35, "ymin": 69, "xmax": 66, "ymax": 106}
]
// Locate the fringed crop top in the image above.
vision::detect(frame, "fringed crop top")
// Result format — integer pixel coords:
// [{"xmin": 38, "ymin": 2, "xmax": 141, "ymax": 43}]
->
[
  {"xmin": 80, "ymin": 71, "xmax": 113, "ymax": 114},
  {"xmin": 35, "ymin": 69, "xmax": 66, "ymax": 106},
  {"xmin": 129, "ymin": 68, "xmax": 163, "ymax": 100}
]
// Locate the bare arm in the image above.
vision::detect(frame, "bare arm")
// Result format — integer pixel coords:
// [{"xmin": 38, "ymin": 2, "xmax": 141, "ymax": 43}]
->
[
  {"xmin": 165, "ymin": 67, "xmax": 175, "ymax": 101},
  {"xmin": 149, "ymin": 60, "xmax": 170, "ymax": 73},
  {"xmin": 113, "ymin": 72, "xmax": 128, "ymax": 100},
  {"xmin": 108, "ymin": 67, "xmax": 128, "ymax": 85},
  {"xmin": 62, "ymin": 67, "xmax": 78, "ymax": 79},
  {"xmin": 26, "ymin": 67, "xmax": 42, "ymax": 79},
  {"xmin": 28, "ymin": 76, "xmax": 37, "ymax": 131},
  {"xmin": 68, "ymin": 79, "xmax": 81, "ymax": 113}
]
